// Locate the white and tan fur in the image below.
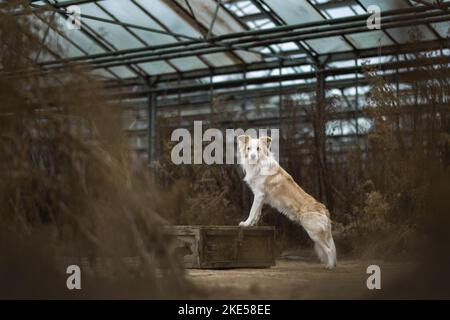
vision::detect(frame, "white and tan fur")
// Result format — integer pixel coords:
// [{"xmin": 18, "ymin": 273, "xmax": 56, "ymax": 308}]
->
[{"xmin": 238, "ymin": 135, "xmax": 337, "ymax": 269}]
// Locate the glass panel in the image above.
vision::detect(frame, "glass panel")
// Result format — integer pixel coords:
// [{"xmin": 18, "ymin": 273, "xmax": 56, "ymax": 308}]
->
[
  {"xmin": 430, "ymin": 22, "xmax": 450, "ymax": 38},
  {"xmin": 279, "ymin": 42, "xmax": 299, "ymax": 51},
  {"xmin": 169, "ymin": 57, "xmax": 207, "ymax": 71},
  {"xmin": 79, "ymin": 3, "xmax": 144, "ymax": 50},
  {"xmin": 230, "ymin": 1, "xmax": 260, "ymax": 16},
  {"xmin": 173, "ymin": 0, "xmax": 260, "ymax": 63},
  {"xmin": 36, "ymin": 50, "xmax": 56, "ymax": 63},
  {"xmin": 233, "ymin": 50, "xmax": 262, "ymax": 62},
  {"xmin": 324, "ymin": 6, "xmax": 356, "ymax": 18},
  {"xmin": 249, "ymin": 19, "xmax": 275, "ymax": 30},
  {"xmin": 359, "ymin": 0, "xmax": 436, "ymax": 43},
  {"xmin": 265, "ymin": 0, "xmax": 322, "ymax": 23},
  {"xmin": 173, "ymin": 0, "xmax": 246, "ymax": 35},
  {"xmin": 108, "ymin": 66, "xmax": 137, "ymax": 78},
  {"xmin": 359, "ymin": 0, "xmax": 409, "ymax": 10},
  {"xmin": 138, "ymin": 61, "xmax": 176, "ymax": 74},
  {"xmin": 329, "ymin": 60, "xmax": 356, "ymax": 68},
  {"xmin": 99, "ymin": 0, "xmax": 164, "ymax": 29},
  {"xmin": 386, "ymin": 26, "xmax": 436, "ymax": 43},
  {"xmin": 97, "ymin": 0, "xmax": 177, "ymax": 45},
  {"xmin": 264, "ymin": 0, "xmax": 353, "ymax": 54},
  {"xmin": 201, "ymin": 53, "xmax": 236, "ymax": 67},
  {"xmin": 139, "ymin": 0, "xmax": 202, "ymax": 38},
  {"xmin": 91, "ymin": 68, "xmax": 117, "ymax": 79},
  {"xmin": 53, "ymin": 15, "xmax": 106, "ymax": 55},
  {"xmin": 305, "ymin": 36, "xmax": 352, "ymax": 53},
  {"xmin": 28, "ymin": 14, "xmax": 84, "ymax": 59},
  {"xmin": 128, "ymin": 28, "xmax": 177, "ymax": 45},
  {"xmin": 352, "ymin": 4, "xmax": 366, "ymax": 15},
  {"xmin": 28, "ymin": 2, "xmax": 105, "ymax": 55},
  {"xmin": 357, "ymin": 55, "xmax": 392, "ymax": 65},
  {"xmin": 347, "ymin": 31, "xmax": 394, "ymax": 49}
]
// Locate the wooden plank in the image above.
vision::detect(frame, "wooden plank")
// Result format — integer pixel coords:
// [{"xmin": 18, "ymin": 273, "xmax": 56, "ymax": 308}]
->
[{"xmin": 164, "ymin": 225, "xmax": 276, "ymax": 269}]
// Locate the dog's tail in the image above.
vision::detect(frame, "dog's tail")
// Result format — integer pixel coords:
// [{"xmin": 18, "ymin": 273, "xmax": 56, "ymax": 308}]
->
[{"xmin": 327, "ymin": 219, "xmax": 337, "ymax": 267}]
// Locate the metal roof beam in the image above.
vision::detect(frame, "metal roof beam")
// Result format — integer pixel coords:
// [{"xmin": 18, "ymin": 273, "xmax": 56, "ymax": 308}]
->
[
  {"xmin": 42, "ymin": 12, "xmax": 450, "ymax": 70},
  {"xmin": 115, "ymin": 55, "xmax": 450, "ymax": 95},
  {"xmin": 30, "ymin": 3, "xmax": 448, "ymax": 64}
]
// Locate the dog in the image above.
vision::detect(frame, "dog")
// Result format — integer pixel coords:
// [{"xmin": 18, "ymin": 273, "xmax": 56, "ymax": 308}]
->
[{"xmin": 237, "ymin": 135, "xmax": 337, "ymax": 269}]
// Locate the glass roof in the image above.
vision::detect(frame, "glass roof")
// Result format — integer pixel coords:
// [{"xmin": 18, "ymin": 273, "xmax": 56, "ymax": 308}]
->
[{"xmin": 26, "ymin": 0, "xmax": 450, "ymax": 81}]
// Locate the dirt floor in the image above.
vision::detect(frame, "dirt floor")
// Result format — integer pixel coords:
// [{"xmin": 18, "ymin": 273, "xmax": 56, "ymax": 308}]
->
[{"xmin": 186, "ymin": 250, "xmax": 417, "ymax": 299}]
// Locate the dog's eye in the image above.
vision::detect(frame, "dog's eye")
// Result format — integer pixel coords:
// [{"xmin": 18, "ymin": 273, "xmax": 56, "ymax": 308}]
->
[
  {"xmin": 247, "ymin": 147, "xmax": 250, "ymax": 151},
  {"xmin": 257, "ymin": 147, "xmax": 260, "ymax": 151}
]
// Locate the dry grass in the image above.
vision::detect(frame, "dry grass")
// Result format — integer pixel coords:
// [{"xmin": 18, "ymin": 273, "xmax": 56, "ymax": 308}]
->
[{"xmin": 0, "ymin": 1, "xmax": 192, "ymax": 299}]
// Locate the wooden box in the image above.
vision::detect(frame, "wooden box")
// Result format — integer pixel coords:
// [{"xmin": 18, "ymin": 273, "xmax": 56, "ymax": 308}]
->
[{"xmin": 164, "ymin": 226, "xmax": 276, "ymax": 269}]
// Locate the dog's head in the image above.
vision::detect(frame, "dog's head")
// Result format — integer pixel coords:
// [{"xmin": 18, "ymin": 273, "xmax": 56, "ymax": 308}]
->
[{"xmin": 238, "ymin": 135, "xmax": 272, "ymax": 164}]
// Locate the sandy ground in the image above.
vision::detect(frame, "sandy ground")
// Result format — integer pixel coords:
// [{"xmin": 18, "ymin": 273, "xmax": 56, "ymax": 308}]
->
[{"xmin": 186, "ymin": 251, "xmax": 416, "ymax": 299}]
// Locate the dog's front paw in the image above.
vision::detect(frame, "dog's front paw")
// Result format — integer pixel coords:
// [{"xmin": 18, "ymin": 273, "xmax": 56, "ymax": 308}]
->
[
  {"xmin": 325, "ymin": 263, "xmax": 335, "ymax": 270},
  {"xmin": 239, "ymin": 221, "xmax": 250, "ymax": 227},
  {"xmin": 248, "ymin": 220, "xmax": 258, "ymax": 227}
]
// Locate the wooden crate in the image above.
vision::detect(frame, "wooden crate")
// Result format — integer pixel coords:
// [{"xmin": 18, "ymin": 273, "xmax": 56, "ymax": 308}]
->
[{"xmin": 164, "ymin": 226, "xmax": 276, "ymax": 269}]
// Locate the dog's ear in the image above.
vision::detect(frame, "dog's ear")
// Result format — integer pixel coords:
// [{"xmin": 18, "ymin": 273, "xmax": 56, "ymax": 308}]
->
[
  {"xmin": 238, "ymin": 135, "xmax": 250, "ymax": 148},
  {"xmin": 259, "ymin": 136, "xmax": 272, "ymax": 150}
]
